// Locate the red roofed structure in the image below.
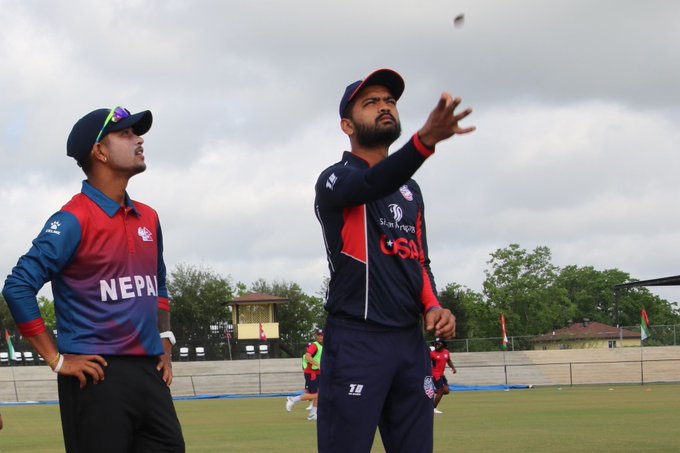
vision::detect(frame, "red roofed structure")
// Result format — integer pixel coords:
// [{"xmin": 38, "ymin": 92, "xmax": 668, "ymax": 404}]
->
[{"xmin": 532, "ymin": 319, "xmax": 641, "ymax": 350}]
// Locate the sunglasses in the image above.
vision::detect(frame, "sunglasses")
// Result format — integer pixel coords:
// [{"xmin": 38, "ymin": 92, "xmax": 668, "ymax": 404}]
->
[{"xmin": 94, "ymin": 106, "xmax": 131, "ymax": 144}]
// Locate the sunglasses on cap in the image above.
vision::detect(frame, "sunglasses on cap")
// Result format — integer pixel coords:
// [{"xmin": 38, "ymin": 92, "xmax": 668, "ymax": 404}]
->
[{"xmin": 94, "ymin": 106, "xmax": 131, "ymax": 145}]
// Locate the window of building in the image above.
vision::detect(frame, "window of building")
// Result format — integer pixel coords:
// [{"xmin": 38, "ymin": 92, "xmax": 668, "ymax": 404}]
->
[{"xmin": 237, "ymin": 304, "xmax": 270, "ymax": 324}]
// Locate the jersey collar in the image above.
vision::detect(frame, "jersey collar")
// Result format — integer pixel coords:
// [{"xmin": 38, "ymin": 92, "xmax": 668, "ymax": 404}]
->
[
  {"xmin": 343, "ymin": 151, "xmax": 371, "ymax": 167},
  {"xmin": 81, "ymin": 180, "xmax": 140, "ymax": 218}
]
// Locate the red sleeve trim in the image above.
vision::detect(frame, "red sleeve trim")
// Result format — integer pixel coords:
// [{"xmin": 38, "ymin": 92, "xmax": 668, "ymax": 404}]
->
[
  {"xmin": 413, "ymin": 133, "xmax": 436, "ymax": 158},
  {"xmin": 17, "ymin": 318, "xmax": 47, "ymax": 337},
  {"xmin": 420, "ymin": 269, "xmax": 441, "ymax": 313},
  {"xmin": 415, "ymin": 209, "xmax": 441, "ymax": 313},
  {"xmin": 158, "ymin": 297, "xmax": 170, "ymax": 312}
]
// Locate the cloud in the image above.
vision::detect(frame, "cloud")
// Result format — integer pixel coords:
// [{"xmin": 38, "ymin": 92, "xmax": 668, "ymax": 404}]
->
[{"xmin": 1, "ymin": 0, "xmax": 680, "ymax": 306}]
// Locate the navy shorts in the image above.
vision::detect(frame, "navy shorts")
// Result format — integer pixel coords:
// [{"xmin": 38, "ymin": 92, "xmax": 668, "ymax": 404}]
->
[
  {"xmin": 433, "ymin": 376, "xmax": 449, "ymax": 393},
  {"xmin": 317, "ymin": 317, "xmax": 434, "ymax": 453},
  {"xmin": 305, "ymin": 372, "xmax": 320, "ymax": 394}
]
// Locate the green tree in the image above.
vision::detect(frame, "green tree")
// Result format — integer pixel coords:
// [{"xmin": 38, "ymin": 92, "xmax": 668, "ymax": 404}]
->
[
  {"xmin": 0, "ymin": 295, "xmax": 15, "ymax": 334},
  {"xmin": 482, "ymin": 244, "xmax": 575, "ymax": 338},
  {"xmin": 554, "ymin": 266, "xmax": 631, "ymax": 324},
  {"xmin": 38, "ymin": 296, "xmax": 56, "ymax": 333},
  {"xmin": 438, "ymin": 283, "xmax": 503, "ymax": 351},
  {"xmin": 614, "ymin": 286, "xmax": 680, "ymax": 327},
  {"xmin": 438, "ymin": 283, "xmax": 486, "ymax": 339},
  {"xmin": 249, "ymin": 279, "xmax": 326, "ymax": 357},
  {"xmin": 554, "ymin": 265, "xmax": 680, "ymax": 330},
  {"xmin": 166, "ymin": 263, "xmax": 235, "ymax": 344}
]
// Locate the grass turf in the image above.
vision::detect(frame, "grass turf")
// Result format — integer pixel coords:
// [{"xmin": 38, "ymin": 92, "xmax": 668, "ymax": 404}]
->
[{"xmin": 1, "ymin": 384, "xmax": 679, "ymax": 452}]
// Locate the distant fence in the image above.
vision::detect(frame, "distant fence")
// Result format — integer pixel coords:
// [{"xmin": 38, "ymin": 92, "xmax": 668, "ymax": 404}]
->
[
  {"xmin": 3, "ymin": 348, "xmax": 680, "ymax": 402},
  {"xmin": 447, "ymin": 324, "xmax": 680, "ymax": 353},
  {"xmin": 456, "ymin": 358, "xmax": 680, "ymax": 387},
  {"xmin": 2, "ymin": 324, "xmax": 679, "ymax": 362}
]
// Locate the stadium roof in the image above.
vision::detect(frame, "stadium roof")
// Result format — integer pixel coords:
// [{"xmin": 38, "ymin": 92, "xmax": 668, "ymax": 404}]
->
[
  {"xmin": 223, "ymin": 292, "xmax": 289, "ymax": 306},
  {"xmin": 532, "ymin": 320, "xmax": 639, "ymax": 342},
  {"xmin": 614, "ymin": 275, "xmax": 680, "ymax": 290}
]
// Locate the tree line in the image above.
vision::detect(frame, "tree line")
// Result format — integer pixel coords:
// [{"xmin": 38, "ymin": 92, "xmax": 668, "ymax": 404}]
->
[{"xmin": 1, "ymin": 243, "xmax": 679, "ymax": 356}]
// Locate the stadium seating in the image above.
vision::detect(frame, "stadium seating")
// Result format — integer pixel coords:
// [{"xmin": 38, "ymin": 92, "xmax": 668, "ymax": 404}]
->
[
  {"xmin": 0, "ymin": 352, "xmax": 8, "ymax": 366},
  {"xmin": 195, "ymin": 347, "xmax": 206, "ymax": 360},
  {"xmin": 23, "ymin": 351, "xmax": 35, "ymax": 365},
  {"xmin": 14, "ymin": 351, "xmax": 22, "ymax": 365},
  {"xmin": 245, "ymin": 345, "xmax": 255, "ymax": 358},
  {"xmin": 179, "ymin": 347, "xmax": 189, "ymax": 361},
  {"xmin": 259, "ymin": 345, "xmax": 269, "ymax": 357}
]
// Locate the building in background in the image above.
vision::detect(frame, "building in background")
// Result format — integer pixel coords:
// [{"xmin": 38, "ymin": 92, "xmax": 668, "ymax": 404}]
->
[
  {"xmin": 224, "ymin": 293, "xmax": 288, "ymax": 358},
  {"xmin": 532, "ymin": 319, "xmax": 640, "ymax": 350}
]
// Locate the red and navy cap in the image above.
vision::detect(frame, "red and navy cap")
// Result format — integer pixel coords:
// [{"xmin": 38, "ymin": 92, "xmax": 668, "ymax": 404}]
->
[
  {"xmin": 339, "ymin": 68, "xmax": 405, "ymax": 118},
  {"xmin": 67, "ymin": 107, "xmax": 153, "ymax": 164}
]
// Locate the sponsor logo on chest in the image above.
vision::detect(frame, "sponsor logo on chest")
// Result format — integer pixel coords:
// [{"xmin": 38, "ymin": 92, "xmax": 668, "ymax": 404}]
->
[
  {"xmin": 379, "ymin": 202, "xmax": 416, "ymax": 234},
  {"xmin": 137, "ymin": 226, "xmax": 154, "ymax": 242},
  {"xmin": 377, "ymin": 194, "xmax": 420, "ymax": 260}
]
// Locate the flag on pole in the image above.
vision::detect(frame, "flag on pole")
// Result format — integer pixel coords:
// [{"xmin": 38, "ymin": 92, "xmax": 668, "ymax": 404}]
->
[
  {"xmin": 259, "ymin": 323, "xmax": 267, "ymax": 342},
  {"xmin": 640, "ymin": 308, "xmax": 651, "ymax": 341},
  {"xmin": 4, "ymin": 329, "xmax": 15, "ymax": 361},
  {"xmin": 500, "ymin": 313, "xmax": 509, "ymax": 350}
]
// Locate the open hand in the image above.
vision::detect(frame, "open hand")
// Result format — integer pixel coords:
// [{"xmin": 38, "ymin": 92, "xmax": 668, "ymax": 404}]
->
[{"xmin": 418, "ymin": 93, "xmax": 475, "ymax": 148}]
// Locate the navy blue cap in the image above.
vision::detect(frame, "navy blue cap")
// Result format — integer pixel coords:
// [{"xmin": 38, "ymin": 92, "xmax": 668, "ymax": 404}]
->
[
  {"xmin": 339, "ymin": 68, "xmax": 405, "ymax": 118},
  {"xmin": 66, "ymin": 107, "xmax": 153, "ymax": 164},
  {"xmin": 432, "ymin": 338, "xmax": 447, "ymax": 347}
]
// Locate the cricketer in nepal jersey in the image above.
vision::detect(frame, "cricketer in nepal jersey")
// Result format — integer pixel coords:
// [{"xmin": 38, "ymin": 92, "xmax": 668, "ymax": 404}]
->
[
  {"xmin": 2, "ymin": 181, "xmax": 168, "ymax": 357},
  {"xmin": 314, "ymin": 134, "xmax": 442, "ymax": 328}
]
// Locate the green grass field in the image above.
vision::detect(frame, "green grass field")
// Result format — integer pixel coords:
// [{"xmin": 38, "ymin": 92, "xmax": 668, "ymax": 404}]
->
[{"xmin": 1, "ymin": 384, "xmax": 679, "ymax": 452}]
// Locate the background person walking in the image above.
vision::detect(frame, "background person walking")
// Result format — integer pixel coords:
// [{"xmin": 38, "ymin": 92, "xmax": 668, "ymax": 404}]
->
[
  {"xmin": 286, "ymin": 329, "xmax": 323, "ymax": 420},
  {"xmin": 430, "ymin": 338, "xmax": 456, "ymax": 414}
]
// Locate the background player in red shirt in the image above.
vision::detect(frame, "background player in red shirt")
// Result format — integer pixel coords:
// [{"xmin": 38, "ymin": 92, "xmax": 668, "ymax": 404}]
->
[
  {"xmin": 286, "ymin": 329, "xmax": 323, "ymax": 420},
  {"xmin": 430, "ymin": 338, "xmax": 456, "ymax": 414}
]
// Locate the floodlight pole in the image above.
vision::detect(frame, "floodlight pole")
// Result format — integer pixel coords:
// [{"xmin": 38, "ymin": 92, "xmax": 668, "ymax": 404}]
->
[{"xmin": 614, "ymin": 288, "xmax": 621, "ymax": 327}]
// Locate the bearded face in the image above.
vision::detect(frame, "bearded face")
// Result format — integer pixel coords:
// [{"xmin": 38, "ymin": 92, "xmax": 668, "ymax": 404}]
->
[{"xmin": 353, "ymin": 113, "xmax": 402, "ymax": 148}]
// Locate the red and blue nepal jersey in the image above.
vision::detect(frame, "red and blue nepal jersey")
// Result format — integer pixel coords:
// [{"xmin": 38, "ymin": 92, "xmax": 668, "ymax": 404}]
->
[
  {"xmin": 314, "ymin": 134, "xmax": 442, "ymax": 328},
  {"xmin": 2, "ymin": 181, "xmax": 168, "ymax": 356},
  {"xmin": 430, "ymin": 349, "xmax": 450, "ymax": 379}
]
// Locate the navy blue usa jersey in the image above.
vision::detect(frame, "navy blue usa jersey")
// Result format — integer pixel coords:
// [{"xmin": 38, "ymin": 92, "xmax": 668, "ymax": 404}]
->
[{"xmin": 314, "ymin": 134, "xmax": 441, "ymax": 328}]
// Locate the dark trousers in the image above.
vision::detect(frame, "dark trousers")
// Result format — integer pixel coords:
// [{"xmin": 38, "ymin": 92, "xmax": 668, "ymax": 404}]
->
[
  {"xmin": 317, "ymin": 317, "xmax": 434, "ymax": 453},
  {"xmin": 58, "ymin": 356, "xmax": 185, "ymax": 453}
]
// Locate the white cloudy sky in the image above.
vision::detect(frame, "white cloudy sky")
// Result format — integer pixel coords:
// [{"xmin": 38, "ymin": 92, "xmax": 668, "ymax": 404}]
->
[{"xmin": 1, "ymin": 0, "xmax": 680, "ymax": 304}]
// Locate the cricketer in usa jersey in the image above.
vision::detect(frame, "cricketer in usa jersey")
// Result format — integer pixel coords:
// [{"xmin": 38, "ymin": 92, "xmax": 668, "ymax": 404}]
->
[
  {"xmin": 430, "ymin": 338, "xmax": 457, "ymax": 414},
  {"xmin": 2, "ymin": 106, "xmax": 184, "ymax": 453},
  {"xmin": 314, "ymin": 69, "xmax": 475, "ymax": 453}
]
